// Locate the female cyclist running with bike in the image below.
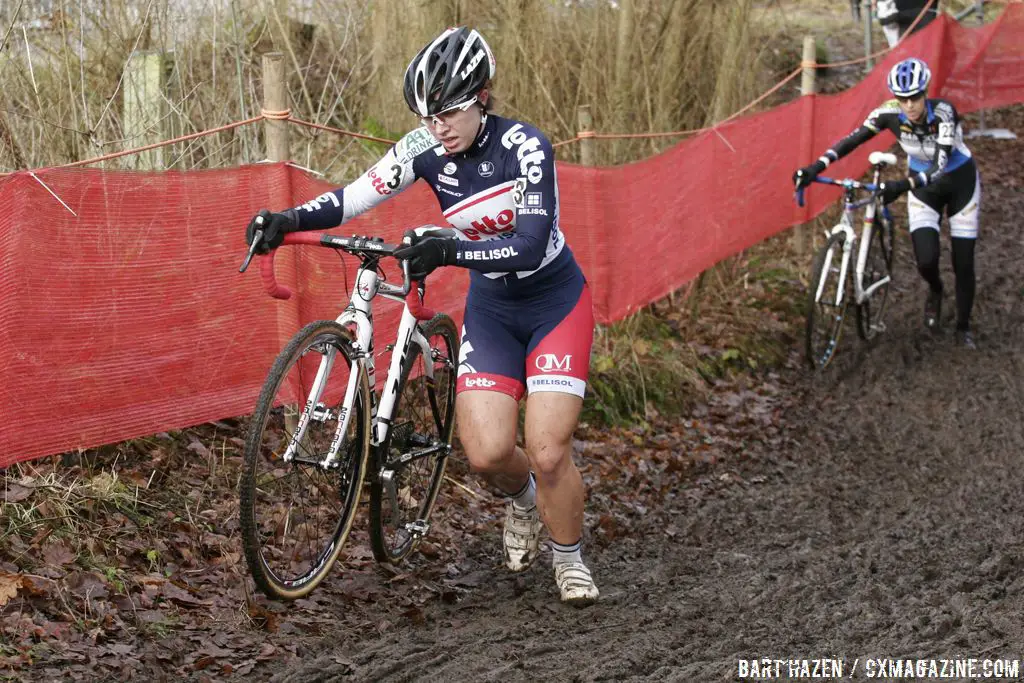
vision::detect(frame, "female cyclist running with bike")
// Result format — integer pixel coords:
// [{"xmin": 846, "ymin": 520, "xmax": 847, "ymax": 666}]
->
[{"xmin": 244, "ymin": 27, "xmax": 599, "ymax": 605}]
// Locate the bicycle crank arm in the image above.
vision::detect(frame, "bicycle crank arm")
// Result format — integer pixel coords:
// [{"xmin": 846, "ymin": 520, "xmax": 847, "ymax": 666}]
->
[
  {"xmin": 286, "ymin": 455, "xmax": 338, "ymax": 469},
  {"xmin": 387, "ymin": 443, "xmax": 451, "ymax": 468},
  {"xmin": 861, "ymin": 276, "xmax": 892, "ymax": 301}
]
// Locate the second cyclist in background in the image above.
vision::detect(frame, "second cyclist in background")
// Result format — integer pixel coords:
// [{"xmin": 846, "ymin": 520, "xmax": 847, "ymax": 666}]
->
[{"xmin": 793, "ymin": 57, "xmax": 981, "ymax": 349}]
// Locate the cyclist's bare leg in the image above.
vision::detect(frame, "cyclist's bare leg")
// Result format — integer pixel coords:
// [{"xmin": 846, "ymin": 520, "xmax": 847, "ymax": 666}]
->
[
  {"xmin": 523, "ymin": 391, "xmax": 584, "ymax": 545},
  {"xmin": 455, "ymin": 391, "xmax": 530, "ymax": 493},
  {"xmin": 524, "ymin": 390, "xmax": 598, "ymax": 603}
]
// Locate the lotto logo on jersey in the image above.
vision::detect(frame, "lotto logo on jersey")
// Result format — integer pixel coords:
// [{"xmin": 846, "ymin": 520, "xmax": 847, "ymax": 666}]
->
[
  {"xmin": 463, "ymin": 377, "xmax": 497, "ymax": 388},
  {"xmin": 368, "ymin": 164, "xmax": 402, "ymax": 196},
  {"xmin": 464, "ymin": 209, "xmax": 515, "ymax": 240},
  {"xmin": 500, "ymin": 124, "xmax": 545, "ymax": 184}
]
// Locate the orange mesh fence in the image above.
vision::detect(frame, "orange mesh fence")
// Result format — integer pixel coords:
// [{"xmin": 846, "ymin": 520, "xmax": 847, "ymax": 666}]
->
[{"xmin": 1, "ymin": 7, "xmax": 1023, "ymax": 465}]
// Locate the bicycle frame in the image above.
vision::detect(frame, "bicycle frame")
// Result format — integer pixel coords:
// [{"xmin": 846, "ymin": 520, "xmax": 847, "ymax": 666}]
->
[
  {"xmin": 338, "ymin": 262, "xmax": 437, "ymax": 452},
  {"xmin": 240, "ymin": 230, "xmax": 441, "ymax": 470},
  {"xmin": 808, "ymin": 160, "xmax": 895, "ymax": 311}
]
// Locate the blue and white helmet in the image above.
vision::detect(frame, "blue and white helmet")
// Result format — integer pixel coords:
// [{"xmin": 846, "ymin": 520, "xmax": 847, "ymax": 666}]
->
[{"xmin": 887, "ymin": 58, "xmax": 931, "ymax": 98}]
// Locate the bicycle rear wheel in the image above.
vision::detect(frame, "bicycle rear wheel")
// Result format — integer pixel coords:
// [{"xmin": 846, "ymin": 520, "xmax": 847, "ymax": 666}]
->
[
  {"xmin": 369, "ymin": 313, "xmax": 458, "ymax": 564},
  {"xmin": 240, "ymin": 320, "xmax": 371, "ymax": 600},
  {"xmin": 856, "ymin": 207, "xmax": 895, "ymax": 341},
  {"xmin": 805, "ymin": 232, "xmax": 850, "ymax": 370}
]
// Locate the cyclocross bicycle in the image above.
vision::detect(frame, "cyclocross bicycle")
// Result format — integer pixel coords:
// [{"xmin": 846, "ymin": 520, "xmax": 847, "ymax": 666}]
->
[
  {"xmin": 238, "ymin": 223, "xmax": 458, "ymax": 600},
  {"xmin": 796, "ymin": 151, "xmax": 899, "ymax": 370}
]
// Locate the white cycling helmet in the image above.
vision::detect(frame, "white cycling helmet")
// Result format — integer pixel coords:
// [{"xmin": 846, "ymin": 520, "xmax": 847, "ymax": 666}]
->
[{"xmin": 887, "ymin": 58, "xmax": 931, "ymax": 98}]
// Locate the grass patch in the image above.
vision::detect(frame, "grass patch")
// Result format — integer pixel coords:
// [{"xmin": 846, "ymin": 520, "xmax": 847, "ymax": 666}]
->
[{"xmin": 583, "ymin": 236, "xmax": 806, "ymax": 426}]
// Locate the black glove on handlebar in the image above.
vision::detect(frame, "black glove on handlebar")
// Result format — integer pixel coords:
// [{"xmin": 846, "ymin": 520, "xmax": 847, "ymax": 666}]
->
[
  {"xmin": 793, "ymin": 159, "xmax": 827, "ymax": 189},
  {"xmin": 394, "ymin": 236, "xmax": 458, "ymax": 280},
  {"xmin": 245, "ymin": 209, "xmax": 298, "ymax": 254},
  {"xmin": 878, "ymin": 179, "xmax": 912, "ymax": 205}
]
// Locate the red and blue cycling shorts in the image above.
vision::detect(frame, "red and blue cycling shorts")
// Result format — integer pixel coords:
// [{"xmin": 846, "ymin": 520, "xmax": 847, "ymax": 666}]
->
[{"xmin": 456, "ymin": 259, "xmax": 594, "ymax": 401}]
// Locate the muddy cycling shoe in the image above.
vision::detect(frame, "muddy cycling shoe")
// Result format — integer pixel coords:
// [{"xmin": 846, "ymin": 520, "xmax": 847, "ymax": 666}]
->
[
  {"xmin": 956, "ymin": 329, "xmax": 977, "ymax": 350},
  {"xmin": 923, "ymin": 288, "xmax": 943, "ymax": 330},
  {"xmin": 554, "ymin": 561, "xmax": 600, "ymax": 606},
  {"xmin": 503, "ymin": 503, "xmax": 541, "ymax": 572}
]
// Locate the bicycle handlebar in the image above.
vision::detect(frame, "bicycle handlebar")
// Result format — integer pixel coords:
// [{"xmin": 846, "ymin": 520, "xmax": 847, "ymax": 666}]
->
[
  {"xmin": 794, "ymin": 176, "xmax": 880, "ymax": 208},
  {"xmin": 241, "ymin": 231, "xmax": 437, "ymax": 321}
]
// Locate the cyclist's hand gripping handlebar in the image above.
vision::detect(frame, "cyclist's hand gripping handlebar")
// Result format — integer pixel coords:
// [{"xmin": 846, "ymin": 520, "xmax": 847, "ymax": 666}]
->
[{"xmin": 401, "ymin": 231, "xmax": 438, "ymax": 321}]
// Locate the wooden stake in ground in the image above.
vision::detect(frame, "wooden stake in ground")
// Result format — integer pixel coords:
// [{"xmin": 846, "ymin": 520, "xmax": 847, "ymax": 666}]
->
[
  {"xmin": 123, "ymin": 51, "xmax": 168, "ymax": 170},
  {"xmin": 791, "ymin": 34, "xmax": 818, "ymax": 258}
]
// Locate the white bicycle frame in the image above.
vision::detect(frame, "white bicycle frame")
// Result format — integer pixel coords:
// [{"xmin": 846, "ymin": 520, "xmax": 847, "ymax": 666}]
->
[
  {"xmin": 280, "ymin": 255, "xmax": 437, "ymax": 469},
  {"xmin": 813, "ymin": 151, "xmax": 898, "ymax": 310}
]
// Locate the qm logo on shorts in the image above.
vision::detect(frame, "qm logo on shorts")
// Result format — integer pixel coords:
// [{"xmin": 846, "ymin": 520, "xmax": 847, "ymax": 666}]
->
[{"xmin": 535, "ymin": 354, "xmax": 571, "ymax": 372}]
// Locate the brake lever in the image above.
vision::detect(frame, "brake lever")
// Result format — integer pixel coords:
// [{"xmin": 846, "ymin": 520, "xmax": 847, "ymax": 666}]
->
[
  {"xmin": 240, "ymin": 228, "xmax": 264, "ymax": 273},
  {"xmin": 400, "ymin": 258, "xmax": 413, "ymax": 296}
]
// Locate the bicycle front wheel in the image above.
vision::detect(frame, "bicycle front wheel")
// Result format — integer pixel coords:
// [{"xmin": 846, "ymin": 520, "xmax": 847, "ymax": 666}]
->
[
  {"xmin": 856, "ymin": 208, "xmax": 895, "ymax": 342},
  {"xmin": 369, "ymin": 313, "xmax": 458, "ymax": 564},
  {"xmin": 240, "ymin": 320, "xmax": 371, "ymax": 600},
  {"xmin": 805, "ymin": 232, "xmax": 850, "ymax": 370}
]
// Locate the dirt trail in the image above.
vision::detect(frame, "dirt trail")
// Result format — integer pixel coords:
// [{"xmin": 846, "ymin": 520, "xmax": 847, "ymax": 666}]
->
[{"xmin": 257, "ymin": 129, "xmax": 1024, "ymax": 682}]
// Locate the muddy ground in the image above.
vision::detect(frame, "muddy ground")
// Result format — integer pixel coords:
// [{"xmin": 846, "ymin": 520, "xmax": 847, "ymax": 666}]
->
[
  {"xmin": 244, "ymin": 118, "xmax": 1024, "ymax": 681},
  {"xmin": 3, "ymin": 119, "xmax": 1022, "ymax": 683}
]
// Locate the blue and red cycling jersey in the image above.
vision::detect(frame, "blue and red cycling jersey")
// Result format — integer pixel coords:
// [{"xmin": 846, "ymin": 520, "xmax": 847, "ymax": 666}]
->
[{"xmin": 286, "ymin": 113, "xmax": 593, "ymax": 400}]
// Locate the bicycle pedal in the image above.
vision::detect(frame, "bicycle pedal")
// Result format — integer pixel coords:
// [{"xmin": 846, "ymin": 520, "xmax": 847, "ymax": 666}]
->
[
  {"xmin": 408, "ymin": 432, "xmax": 432, "ymax": 448},
  {"xmin": 406, "ymin": 520, "xmax": 430, "ymax": 538}
]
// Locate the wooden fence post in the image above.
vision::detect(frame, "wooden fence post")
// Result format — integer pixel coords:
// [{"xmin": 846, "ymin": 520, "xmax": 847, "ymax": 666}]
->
[
  {"xmin": 801, "ymin": 36, "xmax": 817, "ymax": 97},
  {"xmin": 791, "ymin": 35, "xmax": 817, "ymax": 257},
  {"xmin": 123, "ymin": 51, "xmax": 169, "ymax": 170},
  {"xmin": 577, "ymin": 105, "xmax": 594, "ymax": 167},
  {"xmin": 862, "ymin": 0, "xmax": 873, "ymax": 73},
  {"xmin": 261, "ymin": 51, "xmax": 302, "ymax": 432},
  {"xmin": 262, "ymin": 52, "xmax": 290, "ymax": 162}
]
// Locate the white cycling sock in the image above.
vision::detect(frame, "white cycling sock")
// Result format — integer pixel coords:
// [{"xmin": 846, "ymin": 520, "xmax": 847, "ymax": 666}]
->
[
  {"xmin": 550, "ymin": 538, "xmax": 582, "ymax": 565},
  {"xmin": 509, "ymin": 472, "xmax": 536, "ymax": 510}
]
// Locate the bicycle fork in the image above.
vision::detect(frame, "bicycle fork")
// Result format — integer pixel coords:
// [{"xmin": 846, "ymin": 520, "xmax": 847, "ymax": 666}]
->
[
  {"xmin": 816, "ymin": 221, "xmax": 856, "ymax": 309},
  {"xmin": 853, "ymin": 203, "xmax": 891, "ymax": 304},
  {"xmin": 281, "ymin": 343, "xmax": 362, "ymax": 470}
]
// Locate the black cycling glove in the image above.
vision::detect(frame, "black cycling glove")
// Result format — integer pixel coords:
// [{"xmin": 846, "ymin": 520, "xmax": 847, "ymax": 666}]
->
[
  {"xmin": 245, "ymin": 209, "xmax": 298, "ymax": 254},
  {"xmin": 878, "ymin": 179, "xmax": 912, "ymax": 205},
  {"xmin": 793, "ymin": 159, "xmax": 828, "ymax": 189},
  {"xmin": 393, "ymin": 235, "xmax": 458, "ymax": 280}
]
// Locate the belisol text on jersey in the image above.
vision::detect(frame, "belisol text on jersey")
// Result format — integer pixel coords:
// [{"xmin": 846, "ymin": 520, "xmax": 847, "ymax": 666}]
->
[{"xmin": 458, "ymin": 246, "xmax": 521, "ymax": 260}]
